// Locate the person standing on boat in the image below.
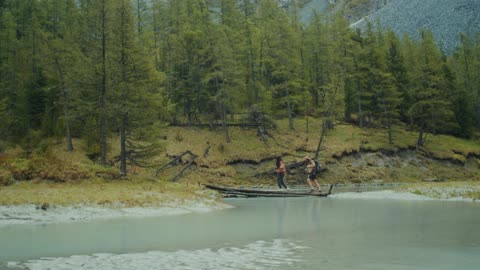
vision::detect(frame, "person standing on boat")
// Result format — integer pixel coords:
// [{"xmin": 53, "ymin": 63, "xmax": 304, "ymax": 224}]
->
[
  {"xmin": 304, "ymin": 156, "xmax": 322, "ymax": 192},
  {"xmin": 275, "ymin": 157, "xmax": 288, "ymax": 189}
]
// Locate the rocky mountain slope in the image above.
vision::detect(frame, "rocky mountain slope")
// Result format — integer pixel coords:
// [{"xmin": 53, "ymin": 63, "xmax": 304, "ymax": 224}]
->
[
  {"xmin": 298, "ymin": 0, "xmax": 480, "ymax": 54},
  {"xmin": 349, "ymin": 0, "xmax": 480, "ymax": 53}
]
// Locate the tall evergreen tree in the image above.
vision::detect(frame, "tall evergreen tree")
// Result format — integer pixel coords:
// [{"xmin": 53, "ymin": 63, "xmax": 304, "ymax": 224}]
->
[
  {"xmin": 78, "ymin": 0, "xmax": 112, "ymax": 164},
  {"xmin": 110, "ymin": 0, "xmax": 163, "ymax": 175},
  {"xmin": 40, "ymin": 0, "xmax": 82, "ymax": 151},
  {"xmin": 408, "ymin": 30, "xmax": 454, "ymax": 146}
]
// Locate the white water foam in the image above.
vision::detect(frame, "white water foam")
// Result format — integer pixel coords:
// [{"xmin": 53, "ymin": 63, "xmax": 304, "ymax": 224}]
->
[{"xmin": 7, "ymin": 239, "xmax": 305, "ymax": 270}]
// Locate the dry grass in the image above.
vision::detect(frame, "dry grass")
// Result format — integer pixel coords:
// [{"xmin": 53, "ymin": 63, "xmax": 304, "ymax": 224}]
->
[
  {"xmin": 0, "ymin": 178, "xmax": 212, "ymax": 206},
  {"xmin": 1, "ymin": 118, "xmax": 479, "ymax": 205}
]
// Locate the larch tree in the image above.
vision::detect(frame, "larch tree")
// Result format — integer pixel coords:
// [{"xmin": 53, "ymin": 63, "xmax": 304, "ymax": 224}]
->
[
  {"xmin": 40, "ymin": 0, "xmax": 82, "ymax": 151},
  {"xmin": 110, "ymin": 0, "xmax": 163, "ymax": 175},
  {"xmin": 408, "ymin": 30, "xmax": 454, "ymax": 147}
]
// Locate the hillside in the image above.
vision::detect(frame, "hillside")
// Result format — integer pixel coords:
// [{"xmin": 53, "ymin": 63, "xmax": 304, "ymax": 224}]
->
[
  {"xmin": 2, "ymin": 119, "xmax": 479, "ymax": 188},
  {"xmin": 1, "ymin": 1, "xmax": 479, "ymax": 206},
  {"xmin": 344, "ymin": 0, "xmax": 479, "ymax": 53}
]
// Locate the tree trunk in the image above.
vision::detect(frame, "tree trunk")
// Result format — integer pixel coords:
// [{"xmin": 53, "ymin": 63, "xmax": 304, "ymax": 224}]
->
[
  {"xmin": 315, "ymin": 74, "xmax": 340, "ymax": 159},
  {"xmin": 286, "ymin": 88, "xmax": 294, "ymax": 130},
  {"xmin": 120, "ymin": 108, "xmax": 127, "ymax": 176},
  {"xmin": 417, "ymin": 123, "xmax": 424, "ymax": 148},
  {"xmin": 136, "ymin": 0, "xmax": 142, "ymax": 35},
  {"xmin": 387, "ymin": 125, "xmax": 393, "ymax": 144},
  {"xmin": 353, "ymin": 57, "xmax": 363, "ymax": 127},
  {"xmin": 383, "ymin": 101, "xmax": 393, "ymax": 144},
  {"xmin": 313, "ymin": 52, "xmax": 320, "ymax": 107},
  {"xmin": 221, "ymin": 90, "xmax": 230, "ymax": 144},
  {"xmin": 100, "ymin": 0, "xmax": 107, "ymax": 165},
  {"xmin": 152, "ymin": 9, "xmax": 159, "ymax": 69},
  {"xmin": 247, "ymin": 25, "xmax": 257, "ymax": 104},
  {"xmin": 305, "ymin": 99, "xmax": 309, "ymax": 133},
  {"xmin": 51, "ymin": 42, "xmax": 74, "ymax": 152},
  {"xmin": 314, "ymin": 120, "xmax": 327, "ymax": 159},
  {"xmin": 119, "ymin": 1, "xmax": 128, "ymax": 176},
  {"xmin": 63, "ymin": 87, "xmax": 73, "ymax": 152}
]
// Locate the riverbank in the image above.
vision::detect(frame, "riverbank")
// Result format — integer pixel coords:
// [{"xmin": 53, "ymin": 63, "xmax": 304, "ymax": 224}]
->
[
  {"xmin": 2, "ymin": 119, "xmax": 479, "ymax": 188},
  {"xmin": 330, "ymin": 181, "xmax": 480, "ymax": 202},
  {"xmin": 0, "ymin": 200, "xmax": 231, "ymax": 227},
  {"xmin": 0, "ymin": 180, "xmax": 231, "ymax": 227},
  {"xmin": 2, "ymin": 181, "xmax": 479, "ymax": 228}
]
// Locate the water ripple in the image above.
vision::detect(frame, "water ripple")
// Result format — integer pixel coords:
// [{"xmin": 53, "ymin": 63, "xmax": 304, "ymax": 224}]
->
[{"xmin": 7, "ymin": 239, "xmax": 306, "ymax": 270}]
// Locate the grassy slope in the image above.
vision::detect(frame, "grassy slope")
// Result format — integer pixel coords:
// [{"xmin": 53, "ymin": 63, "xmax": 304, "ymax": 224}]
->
[{"xmin": 1, "ymin": 118, "xmax": 479, "ymax": 205}]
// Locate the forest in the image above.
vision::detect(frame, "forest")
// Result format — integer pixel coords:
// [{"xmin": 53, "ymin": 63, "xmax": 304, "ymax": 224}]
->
[{"xmin": 0, "ymin": 0, "xmax": 479, "ymax": 176}]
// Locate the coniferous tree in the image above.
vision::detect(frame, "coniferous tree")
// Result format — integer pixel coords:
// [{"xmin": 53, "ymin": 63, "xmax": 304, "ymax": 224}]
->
[
  {"xmin": 0, "ymin": 7, "xmax": 18, "ymax": 139},
  {"xmin": 450, "ymin": 34, "xmax": 479, "ymax": 137},
  {"xmin": 385, "ymin": 30, "xmax": 408, "ymax": 124},
  {"xmin": 110, "ymin": 0, "xmax": 163, "ymax": 175},
  {"xmin": 40, "ymin": 0, "xmax": 82, "ymax": 151},
  {"xmin": 408, "ymin": 30, "xmax": 454, "ymax": 146},
  {"xmin": 78, "ymin": 0, "xmax": 112, "ymax": 164}
]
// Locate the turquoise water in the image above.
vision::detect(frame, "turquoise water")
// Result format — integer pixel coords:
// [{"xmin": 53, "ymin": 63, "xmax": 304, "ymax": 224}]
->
[{"xmin": 1, "ymin": 197, "xmax": 479, "ymax": 269}]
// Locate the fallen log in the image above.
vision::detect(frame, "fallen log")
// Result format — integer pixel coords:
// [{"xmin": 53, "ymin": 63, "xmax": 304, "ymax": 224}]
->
[
  {"xmin": 154, "ymin": 150, "xmax": 197, "ymax": 177},
  {"xmin": 171, "ymin": 155, "xmax": 198, "ymax": 182}
]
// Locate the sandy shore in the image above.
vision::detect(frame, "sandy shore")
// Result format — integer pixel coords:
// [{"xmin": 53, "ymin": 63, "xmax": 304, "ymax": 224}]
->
[
  {"xmin": 330, "ymin": 189, "xmax": 479, "ymax": 202},
  {"xmin": 0, "ymin": 198, "xmax": 232, "ymax": 227}
]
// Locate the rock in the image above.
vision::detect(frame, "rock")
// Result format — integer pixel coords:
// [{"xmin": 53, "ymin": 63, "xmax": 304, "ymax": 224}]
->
[
  {"xmin": 36, "ymin": 203, "xmax": 50, "ymax": 211},
  {"xmin": 423, "ymin": 177, "xmax": 446, "ymax": 182},
  {"xmin": 367, "ymin": 159, "xmax": 376, "ymax": 166}
]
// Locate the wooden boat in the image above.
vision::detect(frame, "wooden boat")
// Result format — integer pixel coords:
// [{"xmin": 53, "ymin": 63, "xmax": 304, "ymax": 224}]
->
[{"xmin": 204, "ymin": 184, "xmax": 333, "ymax": 198}]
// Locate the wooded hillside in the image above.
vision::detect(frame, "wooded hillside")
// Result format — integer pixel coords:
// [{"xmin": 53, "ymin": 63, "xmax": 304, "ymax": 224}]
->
[{"xmin": 0, "ymin": 0, "xmax": 479, "ymax": 177}]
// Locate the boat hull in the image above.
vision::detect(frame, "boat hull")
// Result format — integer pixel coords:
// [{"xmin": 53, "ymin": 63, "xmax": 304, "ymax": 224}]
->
[{"xmin": 204, "ymin": 184, "xmax": 332, "ymax": 198}]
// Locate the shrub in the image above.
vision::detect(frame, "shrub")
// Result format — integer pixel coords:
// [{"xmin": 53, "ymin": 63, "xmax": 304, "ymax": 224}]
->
[
  {"xmin": 175, "ymin": 132, "xmax": 184, "ymax": 142},
  {"xmin": 86, "ymin": 143, "xmax": 101, "ymax": 161},
  {"xmin": 217, "ymin": 143, "xmax": 225, "ymax": 153},
  {"xmin": 0, "ymin": 170, "xmax": 14, "ymax": 186}
]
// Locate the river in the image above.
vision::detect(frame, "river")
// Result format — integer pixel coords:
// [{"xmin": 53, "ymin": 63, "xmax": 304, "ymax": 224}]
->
[{"xmin": 1, "ymin": 195, "xmax": 479, "ymax": 269}]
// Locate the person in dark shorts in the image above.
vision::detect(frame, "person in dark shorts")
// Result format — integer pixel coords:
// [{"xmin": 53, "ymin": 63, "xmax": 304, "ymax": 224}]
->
[
  {"xmin": 275, "ymin": 157, "xmax": 288, "ymax": 189},
  {"xmin": 304, "ymin": 156, "xmax": 321, "ymax": 192}
]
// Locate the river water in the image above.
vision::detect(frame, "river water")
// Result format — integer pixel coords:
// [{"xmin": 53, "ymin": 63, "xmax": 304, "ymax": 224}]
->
[{"xmin": 1, "ymin": 195, "xmax": 479, "ymax": 269}]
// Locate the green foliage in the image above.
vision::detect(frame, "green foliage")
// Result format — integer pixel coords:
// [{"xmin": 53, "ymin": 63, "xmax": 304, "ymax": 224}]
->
[
  {"xmin": 0, "ymin": 0, "xmax": 478, "ymax": 174},
  {"xmin": 243, "ymin": 104, "xmax": 276, "ymax": 129},
  {"xmin": 86, "ymin": 143, "xmax": 101, "ymax": 162}
]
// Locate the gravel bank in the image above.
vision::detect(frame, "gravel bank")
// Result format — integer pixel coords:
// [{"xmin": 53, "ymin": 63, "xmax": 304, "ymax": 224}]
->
[{"xmin": 0, "ymin": 199, "xmax": 232, "ymax": 227}]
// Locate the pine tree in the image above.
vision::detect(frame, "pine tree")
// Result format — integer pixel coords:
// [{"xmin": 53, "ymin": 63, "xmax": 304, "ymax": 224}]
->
[
  {"xmin": 0, "ymin": 7, "xmax": 18, "ymax": 139},
  {"xmin": 385, "ymin": 30, "xmax": 408, "ymax": 123},
  {"xmin": 110, "ymin": 0, "xmax": 163, "ymax": 175},
  {"xmin": 408, "ymin": 30, "xmax": 454, "ymax": 146},
  {"xmin": 40, "ymin": 0, "xmax": 82, "ymax": 151},
  {"xmin": 78, "ymin": 0, "xmax": 112, "ymax": 164},
  {"xmin": 449, "ymin": 34, "xmax": 479, "ymax": 137}
]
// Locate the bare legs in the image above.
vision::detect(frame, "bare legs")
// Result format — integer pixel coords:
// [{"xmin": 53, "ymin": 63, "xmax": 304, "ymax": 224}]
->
[{"xmin": 307, "ymin": 178, "xmax": 321, "ymax": 192}]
